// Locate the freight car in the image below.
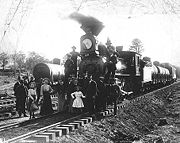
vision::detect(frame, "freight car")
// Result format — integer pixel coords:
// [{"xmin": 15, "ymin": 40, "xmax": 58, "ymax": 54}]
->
[{"xmin": 33, "ymin": 63, "xmax": 65, "ymax": 83}]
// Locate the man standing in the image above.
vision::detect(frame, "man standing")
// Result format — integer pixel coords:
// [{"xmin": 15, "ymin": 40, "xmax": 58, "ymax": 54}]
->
[
  {"xmin": 64, "ymin": 54, "xmax": 74, "ymax": 85},
  {"xmin": 15, "ymin": 80, "xmax": 28, "ymax": 117},
  {"xmin": 110, "ymin": 78, "xmax": 120, "ymax": 116},
  {"xmin": 86, "ymin": 75, "xmax": 98, "ymax": 114},
  {"xmin": 70, "ymin": 46, "xmax": 80, "ymax": 77},
  {"xmin": 96, "ymin": 77, "xmax": 105, "ymax": 112},
  {"xmin": 14, "ymin": 76, "xmax": 21, "ymax": 93}
]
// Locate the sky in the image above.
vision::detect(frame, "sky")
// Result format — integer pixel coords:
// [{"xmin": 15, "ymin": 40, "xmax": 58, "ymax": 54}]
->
[{"xmin": 1, "ymin": 0, "xmax": 180, "ymax": 66}]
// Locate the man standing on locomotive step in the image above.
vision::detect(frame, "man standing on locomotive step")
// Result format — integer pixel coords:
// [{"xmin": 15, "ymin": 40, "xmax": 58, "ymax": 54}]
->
[
  {"xmin": 70, "ymin": 46, "xmax": 80, "ymax": 77},
  {"xmin": 64, "ymin": 54, "xmax": 74, "ymax": 86}
]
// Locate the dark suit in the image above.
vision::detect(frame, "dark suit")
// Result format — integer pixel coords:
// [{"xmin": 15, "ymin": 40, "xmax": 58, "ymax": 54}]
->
[{"xmin": 86, "ymin": 79, "xmax": 97, "ymax": 114}]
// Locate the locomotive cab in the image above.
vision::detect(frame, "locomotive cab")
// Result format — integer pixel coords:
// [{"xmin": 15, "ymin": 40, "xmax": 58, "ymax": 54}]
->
[
  {"xmin": 115, "ymin": 51, "xmax": 142, "ymax": 95},
  {"xmin": 116, "ymin": 51, "xmax": 141, "ymax": 77}
]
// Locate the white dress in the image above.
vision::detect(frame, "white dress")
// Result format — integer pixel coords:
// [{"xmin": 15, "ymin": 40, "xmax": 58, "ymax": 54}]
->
[{"xmin": 71, "ymin": 91, "xmax": 85, "ymax": 108}]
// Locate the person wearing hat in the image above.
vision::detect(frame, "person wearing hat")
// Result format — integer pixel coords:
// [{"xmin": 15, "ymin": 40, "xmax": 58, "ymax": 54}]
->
[
  {"xmin": 15, "ymin": 79, "xmax": 28, "ymax": 117},
  {"xmin": 86, "ymin": 75, "xmax": 98, "ymax": 114},
  {"xmin": 64, "ymin": 54, "xmax": 74, "ymax": 86},
  {"xmin": 55, "ymin": 78, "xmax": 66, "ymax": 112},
  {"xmin": 39, "ymin": 78, "xmax": 54, "ymax": 116},
  {"xmin": 70, "ymin": 46, "xmax": 80, "ymax": 77}
]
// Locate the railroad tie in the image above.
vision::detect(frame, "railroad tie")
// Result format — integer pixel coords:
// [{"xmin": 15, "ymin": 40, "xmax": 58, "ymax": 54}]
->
[
  {"xmin": 36, "ymin": 132, "xmax": 56, "ymax": 142},
  {"xmin": 52, "ymin": 126, "xmax": 70, "ymax": 135},
  {"xmin": 68, "ymin": 122, "xmax": 81, "ymax": 129},
  {"xmin": 19, "ymin": 135, "xmax": 49, "ymax": 143}
]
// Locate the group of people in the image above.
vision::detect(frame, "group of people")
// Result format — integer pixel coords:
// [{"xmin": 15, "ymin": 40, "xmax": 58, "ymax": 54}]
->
[
  {"xmin": 13, "ymin": 76, "xmax": 54, "ymax": 119},
  {"xmin": 13, "ymin": 71, "xmax": 132, "ymax": 119}
]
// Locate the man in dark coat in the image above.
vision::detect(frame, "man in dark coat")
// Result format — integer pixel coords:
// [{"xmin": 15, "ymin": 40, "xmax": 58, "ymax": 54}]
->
[
  {"xmin": 96, "ymin": 77, "xmax": 105, "ymax": 111},
  {"xmin": 70, "ymin": 46, "xmax": 80, "ymax": 77},
  {"xmin": 14, "ymin": 76, "xmax": 21, "ymax": 94},
  {"xmin": 64, "ymin": 54, "xmax": 75, "ymax": 86},
  {"xmin": 86, "ymin": 75, "xmax": 98, "ymax": 114},
  {"xmin": 15, "ymin": 80, "xmax": 28, "ymax": 117}
]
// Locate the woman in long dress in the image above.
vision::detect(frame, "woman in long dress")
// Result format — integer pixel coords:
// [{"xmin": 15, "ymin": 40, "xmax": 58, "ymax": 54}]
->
[
  {"xmin": 40, "ymin": 78, "xmax": 54, "ymax": 116},
  {"xmin": 71, "ymin": 86, "xmax": 85, "ymax": 113}
]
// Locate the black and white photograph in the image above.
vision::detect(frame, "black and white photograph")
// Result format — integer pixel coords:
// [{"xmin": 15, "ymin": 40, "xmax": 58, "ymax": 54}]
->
[{"xmin": 0, "ymin": 0, "xmax": 180, "ymax": 142}]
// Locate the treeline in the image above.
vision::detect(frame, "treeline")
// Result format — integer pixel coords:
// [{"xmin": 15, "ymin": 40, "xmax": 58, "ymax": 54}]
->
[{"xmin": 0, "ymin": 51, "xmax": 50, "ymax": 75}]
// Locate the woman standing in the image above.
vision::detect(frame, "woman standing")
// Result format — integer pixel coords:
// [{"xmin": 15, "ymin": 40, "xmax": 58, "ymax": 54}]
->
[
  {"xmin": 40, "ymin": 78, "xmax": 54, "ymax": 116},
  {"xmin": 28, "ymin": 82, "xmax": 37, "ymax": 119}
]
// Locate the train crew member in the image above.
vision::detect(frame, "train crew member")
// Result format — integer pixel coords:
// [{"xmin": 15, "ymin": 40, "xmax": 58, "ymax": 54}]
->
[
  {"xmin": 55, "ymin": 78, "xmax": 66, "ymax": 112},
  {"xmin": 64, "ymin": 54, "xmax": 75, "ymax": 86},
  {"xmin": 96, "ymin": 77, "xmax": 105, "ymax": 112},
  {"xmin": 86, "ymin": 75, "xmax": 98, "ymax": 114},
  {"xmin": 70, "ymin": 46, "xmax": 80, "ymax": 77},
  {"xmin": 28, "ymin": 82, "xmax": 37, "ymax": 119},
  {"xmin": 71, "ymin": 86, "xmax": 85, "ymax": 113},
  {"xmin": 15, "ymin": 80, "xmax": 28, "ymax": 117},
  {"xmin": 39, "ymin": 78, "xmax": 54, "ymax": 116},
  {"xmin": 109, "ymin": 52, "xmax": 118, "ymax": 78}
]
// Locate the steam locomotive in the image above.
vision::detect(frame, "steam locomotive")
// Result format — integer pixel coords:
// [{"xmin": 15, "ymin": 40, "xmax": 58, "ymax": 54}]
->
[{"xmin": 33, "ymin": 13, "xmax": 177, "ymax": 96}]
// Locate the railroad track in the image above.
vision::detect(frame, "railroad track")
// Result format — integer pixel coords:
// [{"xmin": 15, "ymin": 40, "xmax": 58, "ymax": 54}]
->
[
  {"xmin": 5, "ymin": 113, "xmax": 94, "ymax": 143},
  {"xmin": 1, "ymin": 81, "xmax": 179, "ymax": 143}
]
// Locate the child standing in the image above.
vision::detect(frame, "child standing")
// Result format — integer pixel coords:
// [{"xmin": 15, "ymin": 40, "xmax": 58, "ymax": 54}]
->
[
  {"xmin": 71, "ymin": 86, "xmax": 85, "ymax": 113},
  {"xmin": 28, "ymin": 82, "xmax": 37, "ymax": 119}
]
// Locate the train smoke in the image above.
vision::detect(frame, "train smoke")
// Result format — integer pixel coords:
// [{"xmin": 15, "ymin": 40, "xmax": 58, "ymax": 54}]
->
[{"xmin": 69, "ymin": 12, "xmax": 104, "ymax": 36}]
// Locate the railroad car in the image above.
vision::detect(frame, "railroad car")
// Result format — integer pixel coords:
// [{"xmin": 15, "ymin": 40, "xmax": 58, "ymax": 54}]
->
[{"xmin": 33, "ymin": 63, "xmax": 65, "ymax": 83}]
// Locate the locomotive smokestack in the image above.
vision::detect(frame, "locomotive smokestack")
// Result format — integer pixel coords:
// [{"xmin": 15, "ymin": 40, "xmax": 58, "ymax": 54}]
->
[{"xmin": 69, "ymin": 12, "xmax": 104, "ymax": 36}]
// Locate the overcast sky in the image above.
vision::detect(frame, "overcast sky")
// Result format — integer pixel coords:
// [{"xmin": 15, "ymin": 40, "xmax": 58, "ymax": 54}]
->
[{"xmin": 1, "ymin": 0, "xmax": 180, "ymax": 66}]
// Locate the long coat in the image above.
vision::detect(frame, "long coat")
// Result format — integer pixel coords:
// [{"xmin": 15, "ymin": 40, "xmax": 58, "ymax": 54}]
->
[
  {"xmin": 15, "ymin": 84, "xmax": 28, "ymax": 113},
  {"xmin": 86, "ymin": 80, "xmax": 98, "ymax": 113}
]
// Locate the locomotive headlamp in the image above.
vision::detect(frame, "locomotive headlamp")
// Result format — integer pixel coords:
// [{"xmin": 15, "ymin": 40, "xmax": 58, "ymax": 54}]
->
[
  {"xmin": 82, "ymin": 38, "xmax": 92, "ymax": 49},
  {"xmin": 80, "ymin": 33, "xmax": 96, "ymax": 54}
]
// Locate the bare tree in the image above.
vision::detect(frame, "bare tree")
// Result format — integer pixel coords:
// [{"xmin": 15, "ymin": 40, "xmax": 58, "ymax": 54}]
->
[
  {"xmin": 25, "ymin": 51, "xmax": 50, "ymax": 72},
  {"xmin": 129, "ymin": 38, "xmax": 144, "ymax": 54},
  {"xmin": 0, "ymin": 52, "xmax": 9, "ymax": 71},
  {"xmin": 11, "ymin": 50, "xmax": 26, "ymax": 75}
]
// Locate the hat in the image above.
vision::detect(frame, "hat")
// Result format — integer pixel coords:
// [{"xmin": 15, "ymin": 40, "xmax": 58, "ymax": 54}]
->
[
  {"xmin": 72, "ymin": 46, "xmax": 76, "ymax": 49},
  {"xmin": 106, "ymin": 37, "xmax": 112, "ymax": 46},
  {"xmin": 43, "ymin": 78, "xmax": 50, "ymax": 84}
]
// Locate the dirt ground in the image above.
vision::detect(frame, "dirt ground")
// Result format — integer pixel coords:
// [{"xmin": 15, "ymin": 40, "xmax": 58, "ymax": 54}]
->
[{"xmin": 0, "ymin": 76, "xmax": 16, "ymax": 86}]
